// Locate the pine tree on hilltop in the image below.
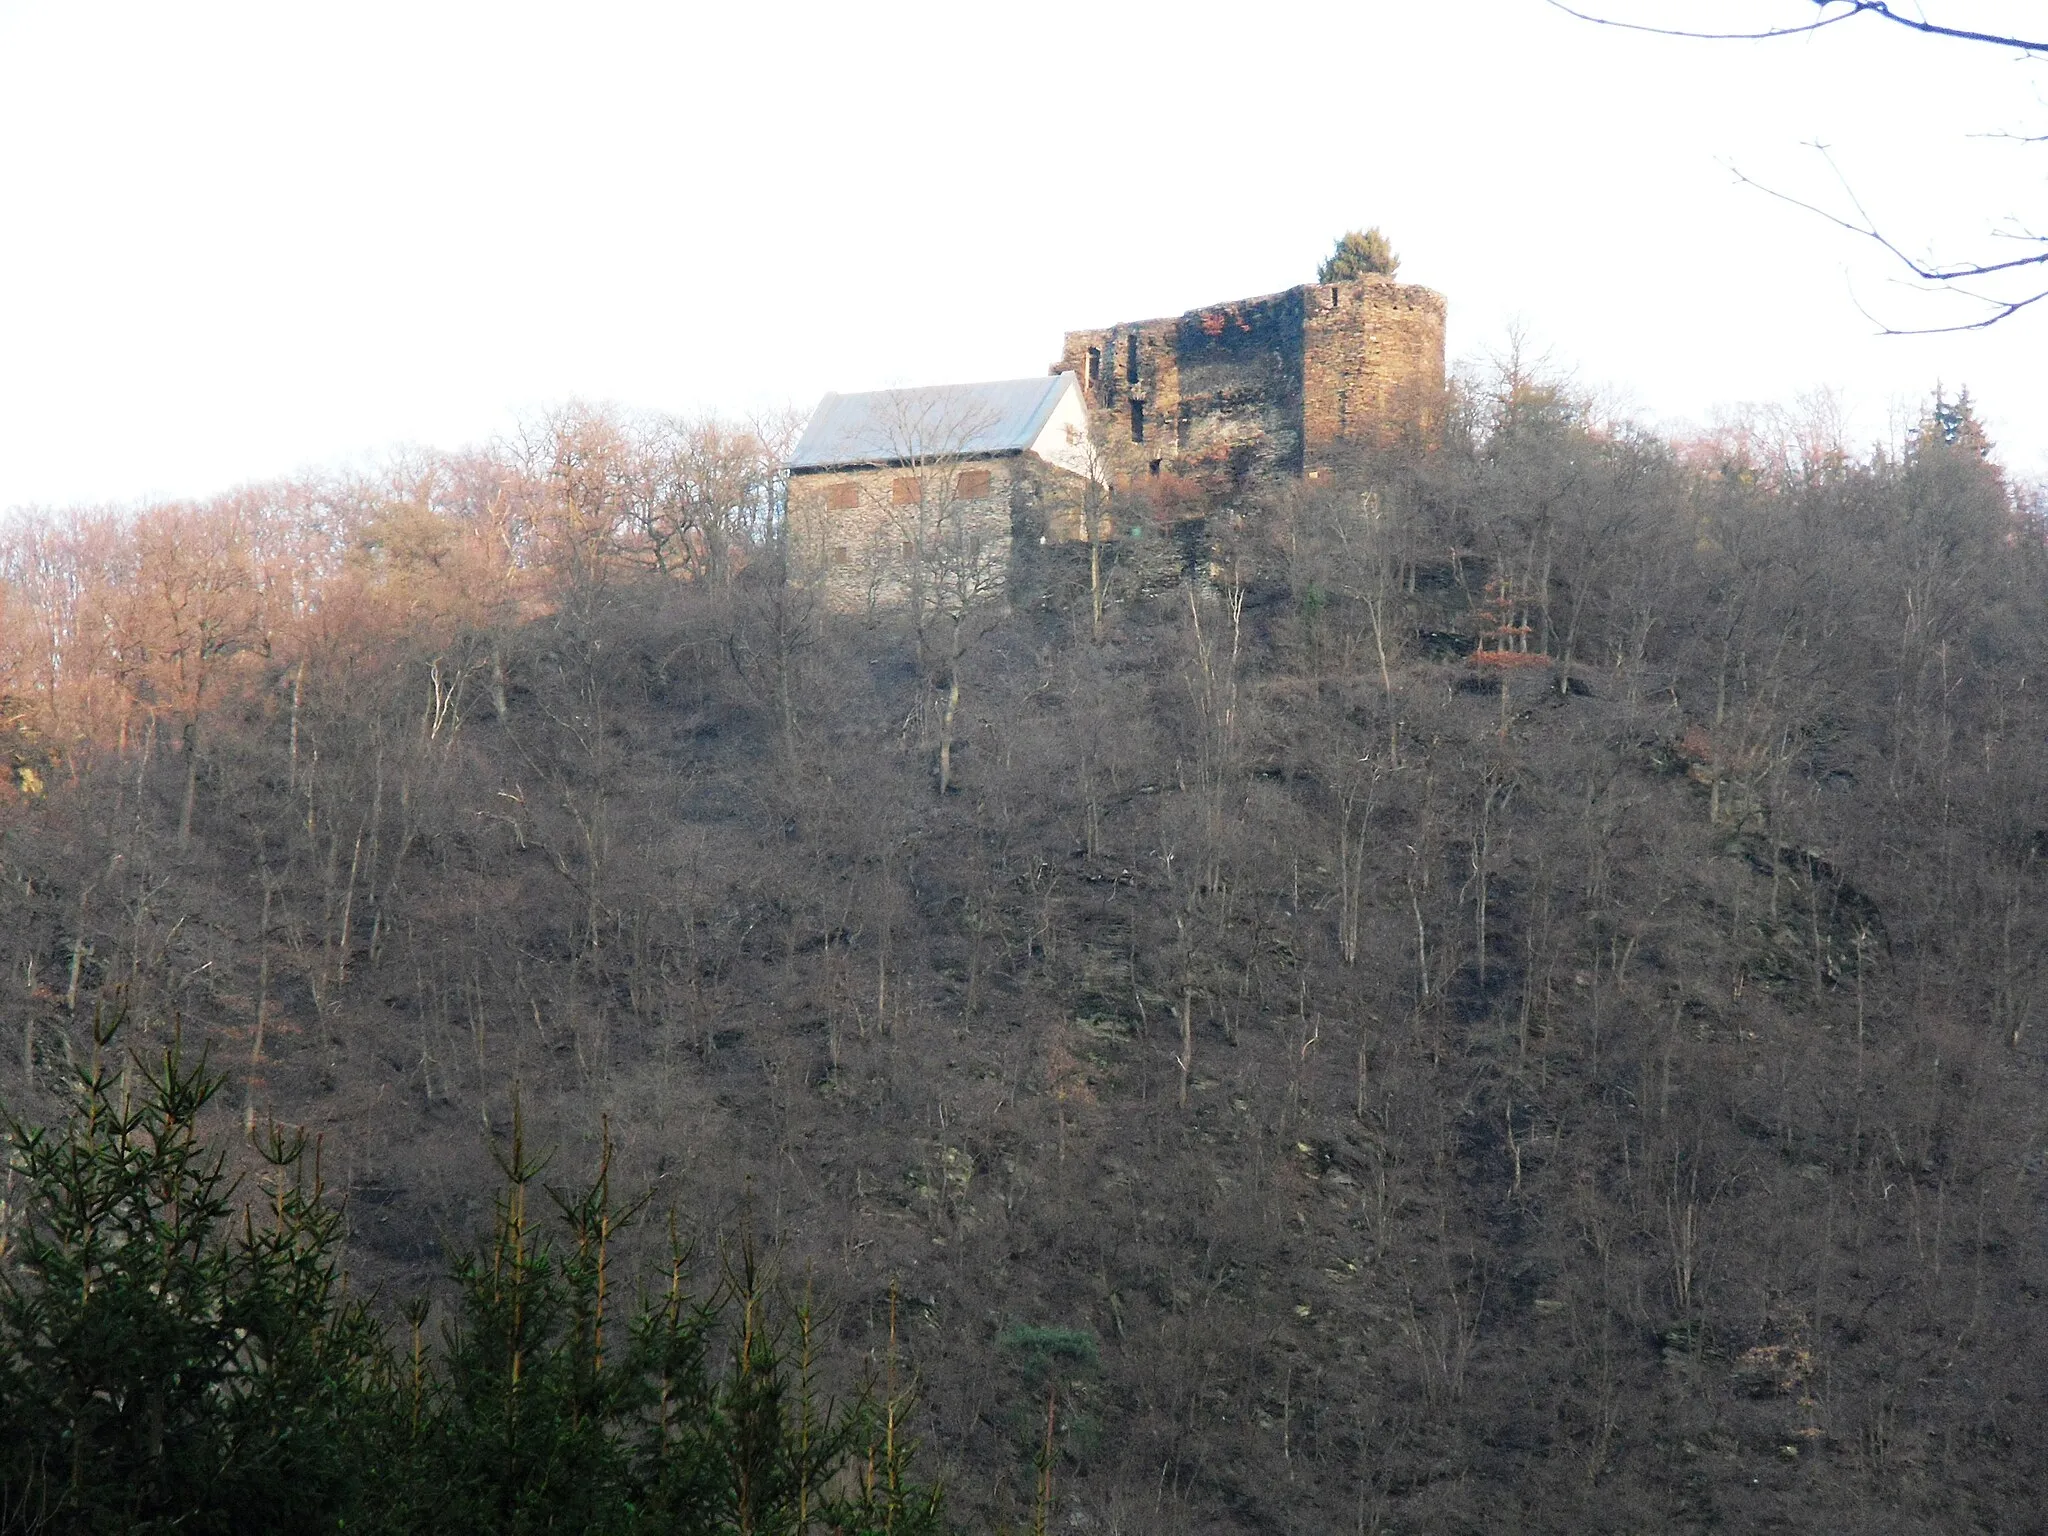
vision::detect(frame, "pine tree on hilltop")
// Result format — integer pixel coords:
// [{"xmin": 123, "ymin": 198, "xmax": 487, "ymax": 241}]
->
[{"xmin": 1318, "ymin": 228, "xmax": 1400, "ymax": 282}]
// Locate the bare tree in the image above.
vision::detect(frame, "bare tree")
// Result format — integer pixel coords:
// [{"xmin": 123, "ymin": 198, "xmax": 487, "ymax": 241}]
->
[
  {"xmin": 844, "ymin": 391, "xmax": 1016, "ymax": 794},
  {"xmin": 125, "ymin": 502, "xmax": 266, "ymax": 846},
  {"xmin": 625, "ymin": 412, "xmax": 786, "ymax": 588}
]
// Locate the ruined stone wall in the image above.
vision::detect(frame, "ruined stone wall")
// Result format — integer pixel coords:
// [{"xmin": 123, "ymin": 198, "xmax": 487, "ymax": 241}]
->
[
  {"xmin": 1058, "ymin": 318, "xmax": 1183, "ymax": 490},
  {"xmin": 1058, "ymin": 275, "xmax": 1445, "ymax": 495},
  {"xmin": 1169, "ymin": 288, "xmax": 1306, "ymax": 485}
]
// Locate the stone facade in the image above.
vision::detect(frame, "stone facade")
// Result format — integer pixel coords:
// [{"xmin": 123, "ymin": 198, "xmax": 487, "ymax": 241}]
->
[
  {"xmin": 784, "ymin": 374, "xmax": 1100, "ymax": 610},
  {"xmin": 1055, "ymin": 274, "xmax": 1445, "ymax": 492},
  {"xmin": 786, "ymin": 452, "xmax": 1089, "ymax": 611}
]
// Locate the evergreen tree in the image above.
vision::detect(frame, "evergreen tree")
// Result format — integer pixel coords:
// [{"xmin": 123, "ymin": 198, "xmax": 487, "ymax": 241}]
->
[
  {"xmin": 1903, "ymin": 386, "xmax": 2010, "ymax": 559},
  {"xmin": 1317, "ymin": 228, "xmax": 1400, "ymax": 282},
  {"xmin": 0, "ymin": 1011, "xmax": 388, "ymax": 1534},
  {"xmin": 0, "ymin": 1024, "xmax": 951, "ymax": 1534},
  {"xmin": 378, "ymin": 1116, "xmax": 948, "ymax": 1535}
]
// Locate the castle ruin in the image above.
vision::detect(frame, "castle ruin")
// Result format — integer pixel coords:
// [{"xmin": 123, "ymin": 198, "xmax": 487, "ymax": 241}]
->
[
  {"xmin": 1057, "ymin": 272, "xmax": 1446, "ymax": 491},
  {"xmin": 785, "ymin": 271, "xmax": 1446, "ymax": 602}
]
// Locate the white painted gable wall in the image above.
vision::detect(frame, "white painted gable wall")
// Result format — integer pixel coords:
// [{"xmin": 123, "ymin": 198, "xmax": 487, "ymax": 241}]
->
[{"xmin": 1027, "ymin": 377, "xmax": 1098, "ymax": 481}]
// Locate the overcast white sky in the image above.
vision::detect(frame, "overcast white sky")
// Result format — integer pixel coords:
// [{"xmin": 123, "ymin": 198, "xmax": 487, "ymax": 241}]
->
[{"xmin": 2, "ymin": 0, "xmax": 2044, "ymax": 510}]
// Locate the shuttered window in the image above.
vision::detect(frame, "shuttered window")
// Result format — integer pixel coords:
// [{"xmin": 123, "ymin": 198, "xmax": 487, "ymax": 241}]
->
[
  {"xmin": 891, "ymin": 477, "xmax": 923, "ymax": 504},
  {"xmin": 956, "ymin": 469, "xmax": 993, "ymax": 497},
  {"xmin": 825, "ymin": 482, "xmax": 859, "ymax": 510}
]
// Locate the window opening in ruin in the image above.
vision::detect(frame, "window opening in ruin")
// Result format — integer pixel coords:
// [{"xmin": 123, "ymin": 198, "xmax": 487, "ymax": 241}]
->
[
  {"xmin": 825, "ymin": 482, "xmax": 859, "ymax": 510},
  {"xmin": 891, "ymin": 476, "xmax": 922, "ymax": 504},
  {"xmin": 902, "ymin": 541, "xmax": 915, "ymax": 560},
  {"xmin": 956, "ymin": 468, "xmax": 992, "ymax": 497},
  {"xmin": 1086, "ymin": 347, "xmax": 1100, "ymax": 389},
  {"xmin": 1126, "ymin": 332, "xmax": 1139, "ymax": 385},
  {"xmin": 1148, "ymin": 459, "xmax": 1162, "ymax": 476},
  {"xmin": 830, "ymin": 546, "xmax": 849, "ymax": 566},
  {"xmin": 1130, "ymin": 400, "xmax": 1145, "ymax": 443}
]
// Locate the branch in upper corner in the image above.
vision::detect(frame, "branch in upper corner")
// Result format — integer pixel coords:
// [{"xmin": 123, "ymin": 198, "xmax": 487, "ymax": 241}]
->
[
  {"xmin": 1732, "ymin": 155, "xmax": 2048, "ymax": 333},
  {"xmin": 1544, "ymin": 3, "xmax": 2048, "ymax": 328},
  {"xmin": 1540, "ymin": 1, "xmax": 1848, "ymax": 41},
  {"xmin": 1541, "ymin": 1, "xmax": 2048, "ymax": 55},
  {"xmin": 1834, "ymin": 1, "xmax": 2048, "ymax": 56}
]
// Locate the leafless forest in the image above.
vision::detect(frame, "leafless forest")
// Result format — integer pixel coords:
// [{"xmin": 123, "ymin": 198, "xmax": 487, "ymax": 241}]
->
[{"xmin": 1, "ymin": 372, "xmax": 2044, "ymax": 1534}]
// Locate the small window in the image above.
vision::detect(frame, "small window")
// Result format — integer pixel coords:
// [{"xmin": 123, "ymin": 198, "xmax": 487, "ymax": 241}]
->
[
  {"xmin": 1148, "ymin": 458, "xmax": 1162, "ymax": 476},
  {"xmin": 1130, "ymin": 400, "xmax": 1145, "ymax": 443},
  {"xmin": 891, "ymin": 476, "xmax": 923, "ymax": 505},
  {"xmin": 825, "ymin": 482, "xmax": 859, "ymax": 510},
  {"xmin": 1126, "ymin": 331, "xmax": 1140, "ymax": 385},
  {"xmin": 956, "ymin": 468, "xmax": 993, "ymax": 497},
  {"xmin": 901, "ymin": 541, "xmax": 916, "ymax": 560},
  {"xmin": 1086, "ymin": 346, "xmax": 1101, "ymax": 388},
  {"xmin": 830, "ymin": 546, "xmax": 850, "ymax": 566}
]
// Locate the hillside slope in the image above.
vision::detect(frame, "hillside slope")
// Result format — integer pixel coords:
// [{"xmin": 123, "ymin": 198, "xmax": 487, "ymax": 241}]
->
[{"xmin": 2, "ymin": 388, "xmax": 2044, "ymax": 1533}]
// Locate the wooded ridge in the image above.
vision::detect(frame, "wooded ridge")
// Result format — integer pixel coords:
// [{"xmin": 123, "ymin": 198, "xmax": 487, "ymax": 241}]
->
[{"xmin": 1, "ymin": 376, "xmax": 2043, "ymax": 1533}]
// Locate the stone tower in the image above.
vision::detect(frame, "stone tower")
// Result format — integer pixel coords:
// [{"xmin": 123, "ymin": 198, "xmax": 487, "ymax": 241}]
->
[{"xmin": 1056, "ymin": 273, "xmax": 1445, "ymax": 491}]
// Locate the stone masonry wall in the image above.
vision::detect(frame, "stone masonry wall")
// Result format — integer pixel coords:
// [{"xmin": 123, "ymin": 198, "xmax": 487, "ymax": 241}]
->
[
  {"xmin": 786, "ymin": 454, "xmax": 1087, "ymax": 612},
  {"xmin": 1058, "ymin": 274, "xmax": 1444, "ymax": 496},
  {"xmin": 1300, "ymin": 275, "xmax": 1446, "ymax": 469},
  {"xmin": 1171, "ymin": 287, "xmax": 1306, "ymax": 484},
  {"xmin": 1058, "ymin": 318, "xmax": 1184, "ymax": 490}
]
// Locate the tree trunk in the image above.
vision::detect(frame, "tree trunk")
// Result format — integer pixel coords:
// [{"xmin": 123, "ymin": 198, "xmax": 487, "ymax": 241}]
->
[
  {"xmin": 1090, "ymin": 533, "xmax": 1105, "ymax": 641},
  {"xmin": 937, "ymin": 617, "xmax": 964, "ymax": 794},
  {"xmin": 178, "ymin": 719, "xmax": 200, "ymax": 849}
]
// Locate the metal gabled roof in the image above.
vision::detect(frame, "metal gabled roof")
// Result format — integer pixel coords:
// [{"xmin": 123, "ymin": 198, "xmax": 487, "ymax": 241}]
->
[{"xmin": 787, "ymin": 374, "xmax": 1078, "ymax": 471}]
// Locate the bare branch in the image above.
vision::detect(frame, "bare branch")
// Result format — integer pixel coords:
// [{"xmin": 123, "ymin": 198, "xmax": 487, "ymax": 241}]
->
[
  {"xmin": 1832, "ymin": 1, "xmax": 2048, "ymax": 55},
  {"xmin": 1543, "ymin": 1, "xmax": 2048, "ymax": 54},
  {"xmin": 1894, "ymin": 287, "xmax": 2048, "ymax": 332},
  {"xmin": 1549, "ymin": 4, "xmax": 2048, "ymax": 328},
  {"xmin": 1540, "ymin": 1, "xmax": 1854, "ymax": 42},
  {"xmin": 1727, "ymin": 155, "xmax": 2048, "ymax": 331},
  {"xmin": 1733, "ymin": 158, "xmax": 2048, "ymax": 282},
  {"xmin": 1843, "ymin": 270, "xmax": 2048, "ymax": 333}
]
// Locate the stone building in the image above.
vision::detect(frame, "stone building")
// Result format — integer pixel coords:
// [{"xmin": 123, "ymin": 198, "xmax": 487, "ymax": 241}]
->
[
  {"xmin": 786, "ymin": 272, "xmax": 1447, "ymax": 602},
  {"xmin": 784, "ymin": 373, "xmax": 1097, "ymax": 607},
  {"xmin": 1055, "ymin": 273, "xmax": 1445, "ymax": 491}
]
